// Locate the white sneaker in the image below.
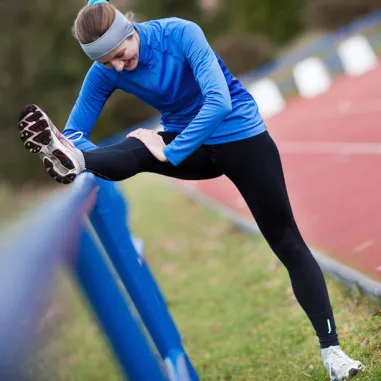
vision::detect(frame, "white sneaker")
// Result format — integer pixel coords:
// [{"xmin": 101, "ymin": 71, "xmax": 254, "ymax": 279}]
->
[
  {"xmin": 322, "ymin": 346, "xmax": 365, "ymax": 380},
  {"xmin": 18, "ymin": 104, "xmax": 85, "ymax": 184}
]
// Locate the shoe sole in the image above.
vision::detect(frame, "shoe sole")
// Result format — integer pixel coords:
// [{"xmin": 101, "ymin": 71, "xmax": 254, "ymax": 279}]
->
[
  {"xmin": 18, "ymin": 104, "xmax": 77, "ymax": 184},
  {"xmin": 346, "ymin": 363, "xmax": 365, "ymax": 379},
  {"xmin": 332, "ymin": 363, "xmax": 365, "ymax": 380}
]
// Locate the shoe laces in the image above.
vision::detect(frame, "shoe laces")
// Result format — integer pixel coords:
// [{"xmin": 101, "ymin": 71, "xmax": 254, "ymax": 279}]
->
[
  {"xmin": 66, "ymin": 131, "xmax": 83, "ymax": 143},
  {"xmin": 327, "ymin": 347, "xmax": 353, "ymax": 377}
]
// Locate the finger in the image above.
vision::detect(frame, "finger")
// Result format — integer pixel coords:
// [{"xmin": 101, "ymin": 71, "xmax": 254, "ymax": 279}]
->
[
  {"xmin": 138, "ymin": 129, "xmax": 152, "ymax": 135},
  {"xmin": 127, "ymin": 132, "xmax": 140, "ymax": 139},
  {"xmin": 127, "ymin": 128, "xmax": 142, "ymax": 138},
  {"xmin": 156, "ymin": 135, "xmax": 166, "ymax": 146},
  {"xmin": 137, "ymin": 130, "xmax": 154, "ymax": 140}
]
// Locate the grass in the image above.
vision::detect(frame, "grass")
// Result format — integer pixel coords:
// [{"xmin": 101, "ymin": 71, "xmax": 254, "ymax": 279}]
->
[
  {"xmin": 0, "ymin": 182, "xmax": 55, "ymax": 227},
  {"xmin": 21, "ymin": 174, "xmax": 381, "ymax": 380}
]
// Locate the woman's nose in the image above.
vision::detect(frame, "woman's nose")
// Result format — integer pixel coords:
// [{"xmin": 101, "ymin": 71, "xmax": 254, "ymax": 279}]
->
[{"xmin": 113, "ymin": 60, "xmax": 124, "ymax": 72}]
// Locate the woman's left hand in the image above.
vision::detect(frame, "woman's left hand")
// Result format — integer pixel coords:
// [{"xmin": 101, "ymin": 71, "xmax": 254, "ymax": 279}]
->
[{"xmin": 127, "ymin": 128, "xmax": 168, "ymax": 162}]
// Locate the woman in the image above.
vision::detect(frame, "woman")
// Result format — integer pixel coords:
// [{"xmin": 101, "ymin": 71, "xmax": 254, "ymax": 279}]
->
[{"xmin": 18, "ymin": 0, "xmax": 364, "ymax": 379}]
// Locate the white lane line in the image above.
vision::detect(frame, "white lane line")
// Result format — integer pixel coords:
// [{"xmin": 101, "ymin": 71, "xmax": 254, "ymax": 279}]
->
[
  {"xmin": 336, "ymin": 99, "xmax": 381, "ymax": 115},
  {"xmin": 279, "ymin": 141, "xmax": 381, "ymax": 155},
  {"xmin": 274, "ymin": 99, "xmax": 381, "ymax": 125}
]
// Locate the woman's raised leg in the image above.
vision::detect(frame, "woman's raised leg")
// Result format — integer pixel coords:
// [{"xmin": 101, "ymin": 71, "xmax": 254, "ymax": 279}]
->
[{"xmin": 18, "ymin": 104, "xmax": 222, "ymax": 184}]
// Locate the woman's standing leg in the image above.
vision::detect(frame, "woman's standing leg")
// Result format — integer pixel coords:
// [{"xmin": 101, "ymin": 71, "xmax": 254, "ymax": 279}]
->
[
  {"xmin": 219, "ymin": 131, "xmax": 339, "ymax": 348},
  {"xmin": 217, "ymin": 131, "xmax": 364, "ymax": 379}
]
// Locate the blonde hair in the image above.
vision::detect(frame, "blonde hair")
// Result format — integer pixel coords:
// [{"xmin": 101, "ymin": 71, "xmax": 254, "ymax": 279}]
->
[{"xmin": 72, "ymin": 2, "xmax": 135, "ymax": 44}]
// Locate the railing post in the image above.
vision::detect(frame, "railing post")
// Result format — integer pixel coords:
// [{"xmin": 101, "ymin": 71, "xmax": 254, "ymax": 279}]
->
[
  {"xmin": 72, "ymin": 228, "xmax": 168, "ymax": 380},
  {"xmin": 89, "ymin": 180, "xmax": 199, "ymax": 380}
]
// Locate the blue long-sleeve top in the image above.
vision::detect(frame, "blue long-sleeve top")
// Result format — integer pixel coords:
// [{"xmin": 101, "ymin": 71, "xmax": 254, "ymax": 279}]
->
[{"xmin": 63, "ymin": 18, "xmax": 266, "ymax": 165}]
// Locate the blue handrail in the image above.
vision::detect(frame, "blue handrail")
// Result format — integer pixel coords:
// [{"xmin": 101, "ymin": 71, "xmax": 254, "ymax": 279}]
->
[{"xmin": 0, "ymin": 173, "xmax": 97, "ymax": 378}]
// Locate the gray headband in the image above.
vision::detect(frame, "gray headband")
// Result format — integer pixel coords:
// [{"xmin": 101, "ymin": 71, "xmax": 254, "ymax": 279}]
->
[{"xmin": 80, "ymin": 9, "xmax": 135, "ymax": 60}]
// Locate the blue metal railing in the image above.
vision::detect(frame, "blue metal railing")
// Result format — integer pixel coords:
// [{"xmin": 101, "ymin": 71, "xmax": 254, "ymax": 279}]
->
[
  {"xmin": 0, "ymin": 171, "xmax": 196, "ymax": 380},
  {"xmin": 0, "ymin": 173, "xmax": 97, "ymax": 378}
]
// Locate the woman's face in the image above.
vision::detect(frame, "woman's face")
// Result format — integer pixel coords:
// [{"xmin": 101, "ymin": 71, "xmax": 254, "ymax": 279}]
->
[{"xmin": 97, "ymin": 31, "xmax": 140, "ymax": 72}]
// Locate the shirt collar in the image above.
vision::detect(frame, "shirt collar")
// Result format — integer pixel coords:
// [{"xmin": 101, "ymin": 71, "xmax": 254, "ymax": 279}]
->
[{"xmin": 133, "ymin": 22, "xmax": 152, "ymax": 67}]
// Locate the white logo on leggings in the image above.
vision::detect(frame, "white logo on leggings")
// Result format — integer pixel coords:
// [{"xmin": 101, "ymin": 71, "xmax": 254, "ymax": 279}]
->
[{"xmin": 327, "ymin": 319, "xmax": 332, "ymax": 334}]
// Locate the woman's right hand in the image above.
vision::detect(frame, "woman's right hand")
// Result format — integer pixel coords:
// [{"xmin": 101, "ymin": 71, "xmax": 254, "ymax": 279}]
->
[{"xmin": 127, "ymin": 128, "xmax": 169, "ymax": 162}]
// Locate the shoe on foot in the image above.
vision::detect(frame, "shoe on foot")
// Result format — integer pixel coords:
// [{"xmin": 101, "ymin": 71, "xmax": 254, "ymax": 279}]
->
[
  {"xmin": 322, "ymin": 346, "xmax": 365, "ymax": 380},
  {"xmin": 18, "ymin": 104, "xmax": 85, "ymax": 184}
]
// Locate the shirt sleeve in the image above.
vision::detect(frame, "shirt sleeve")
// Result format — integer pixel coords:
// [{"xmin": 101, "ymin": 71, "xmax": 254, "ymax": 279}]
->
[
  {"xmin": 162, "ymin": 22, "xmax": 232, "ymax": 166},
  {"xmin": 62, "ymin": 63, "xmax": 117, "ymax": 151}
]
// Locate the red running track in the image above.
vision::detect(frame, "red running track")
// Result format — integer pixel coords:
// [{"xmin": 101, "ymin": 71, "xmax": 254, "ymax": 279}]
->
[{"xmin": 178, "ymin": 61, "xmax": 381, "ymax": 281}]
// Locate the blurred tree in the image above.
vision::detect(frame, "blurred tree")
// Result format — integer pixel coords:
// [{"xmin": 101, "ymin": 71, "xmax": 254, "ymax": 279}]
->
[
  {"xmin": 0, "ymin": 0, "xmax": 87, "ymax": 183},
  {"xmin": 0, "ymin": 0, "xmax": 155, "ymax": 184},
  {"xmin": 215, "ymin": 0, "xmax": 303, "ymax": 44},
  {"xmin": 131, "ymin": 0, "xmax": 202, "ymax": 22},
  {"xmin": 302, "ymin": 0, "xmax": 381, "ymax": 30},
  {"xmin": 213, "ymin": 34, "xmax": 276, "ymax": 76}
]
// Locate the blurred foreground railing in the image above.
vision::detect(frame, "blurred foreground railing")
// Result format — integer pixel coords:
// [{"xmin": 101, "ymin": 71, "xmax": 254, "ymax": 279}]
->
[{"xmin": 0, "ymin": 172, "xmax": 198, "ymax": 381}]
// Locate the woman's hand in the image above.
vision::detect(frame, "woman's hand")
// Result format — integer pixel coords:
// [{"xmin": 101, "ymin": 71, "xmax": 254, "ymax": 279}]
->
[{"xmin": 127, "ymin": 128, "xmax": 169, "ymax": 162}]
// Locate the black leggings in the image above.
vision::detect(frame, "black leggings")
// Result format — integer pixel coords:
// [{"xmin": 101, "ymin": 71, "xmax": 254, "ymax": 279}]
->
[{"xmin": 84, "ymin": 130, "xmax": 339, "ymax": 348}]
